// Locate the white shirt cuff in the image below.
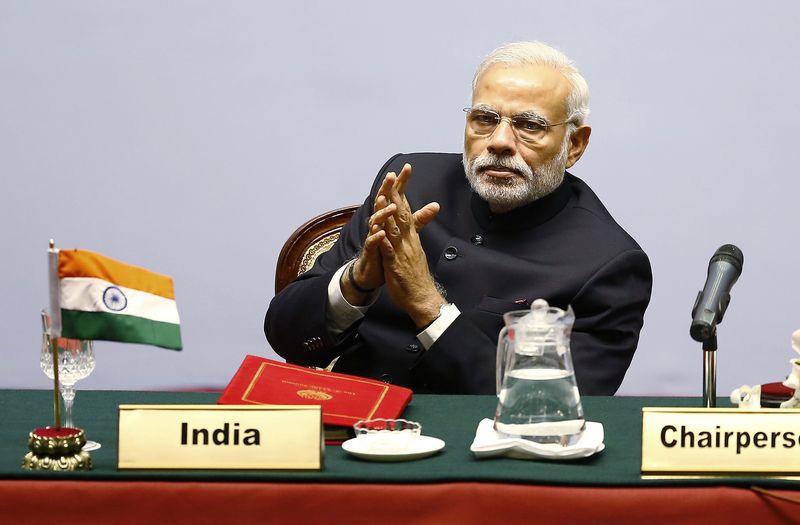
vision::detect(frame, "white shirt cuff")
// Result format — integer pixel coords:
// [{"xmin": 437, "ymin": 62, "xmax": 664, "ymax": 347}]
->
[
  {"xmin": 326, "ymin": 263, "xmax": 379, "ymax": 336},
  {"xmin": 416, "ymin": 303, "xmax": 461, "ymax": 350}
]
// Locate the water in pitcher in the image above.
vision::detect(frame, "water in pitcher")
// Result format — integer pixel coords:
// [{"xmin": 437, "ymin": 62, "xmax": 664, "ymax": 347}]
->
[{"xmin": 494, "ymin": 368, "xmax": 585, "ymax": 443}]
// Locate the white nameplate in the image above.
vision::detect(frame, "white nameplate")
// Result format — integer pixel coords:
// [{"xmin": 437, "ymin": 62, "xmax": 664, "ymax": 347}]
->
[
  {"xmin": 118, "ymin": 404, "xmax": 323, "ymax": 470},
  {"xmin": 642, "ymin": 407, "xmax": 800, "ymax": 474}
]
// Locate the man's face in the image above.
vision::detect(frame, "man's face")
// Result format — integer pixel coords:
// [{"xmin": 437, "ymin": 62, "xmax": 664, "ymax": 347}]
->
[{"xmin": 463, "ymin": 64, "xmax": 579, "ymax": 212}]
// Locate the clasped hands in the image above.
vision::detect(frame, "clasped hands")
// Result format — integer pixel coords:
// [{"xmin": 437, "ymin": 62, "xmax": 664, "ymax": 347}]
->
[{"xmin": 341, "ymin": 163, "xmax": 446, "ymax": 328}]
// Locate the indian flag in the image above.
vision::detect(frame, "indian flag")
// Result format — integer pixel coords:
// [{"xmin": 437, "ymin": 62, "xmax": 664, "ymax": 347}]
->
[{"xmin": 48, "ymin": 248, "xmax": 182, "ymax": 350}]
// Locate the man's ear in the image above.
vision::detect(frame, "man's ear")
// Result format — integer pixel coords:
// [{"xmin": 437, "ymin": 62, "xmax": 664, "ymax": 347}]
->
[{"xmin": 565, "ymin": 125, "xmax": 591, "ymax": 168}]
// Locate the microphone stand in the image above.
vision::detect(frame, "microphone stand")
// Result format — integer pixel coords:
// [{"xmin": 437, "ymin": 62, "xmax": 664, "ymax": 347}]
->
[{"xmin": 702, "ymin": 331, "xmax": 717, "ymax": 408}]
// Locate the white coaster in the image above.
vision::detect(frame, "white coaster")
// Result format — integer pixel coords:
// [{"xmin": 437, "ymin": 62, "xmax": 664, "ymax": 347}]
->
[{"xmin": 470, "ymin": 419, "xmax": 604, "ymax": 460}]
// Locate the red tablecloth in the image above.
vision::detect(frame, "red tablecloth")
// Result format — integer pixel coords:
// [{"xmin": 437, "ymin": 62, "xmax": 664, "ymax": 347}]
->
[{"xmin": 2, "ymin": 480, "xmax": 799, "ymax": 525}]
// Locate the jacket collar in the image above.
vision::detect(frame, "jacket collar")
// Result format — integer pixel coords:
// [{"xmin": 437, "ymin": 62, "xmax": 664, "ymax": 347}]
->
[{"xmin": 470, "ymin": 172, "xmax": 573, "ymax": 232}]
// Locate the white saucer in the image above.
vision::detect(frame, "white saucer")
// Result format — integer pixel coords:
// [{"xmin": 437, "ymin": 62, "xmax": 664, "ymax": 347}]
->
[
  {"xmin": 83, "ymin": 440, "xmax": 102, "ymax": 452},
  {"xmin": 341, "ymin": 435, "xmax": 445, "ymax": 462}
]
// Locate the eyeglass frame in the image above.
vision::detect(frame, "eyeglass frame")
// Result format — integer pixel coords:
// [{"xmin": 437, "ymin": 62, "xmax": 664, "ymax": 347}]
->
[{"xmin": 462, "ymin": 106, "xmax": 574, "ymax": 144}]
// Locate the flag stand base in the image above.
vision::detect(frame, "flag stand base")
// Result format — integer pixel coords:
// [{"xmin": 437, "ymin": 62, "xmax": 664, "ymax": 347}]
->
[{"xmin": 21, "ymin": 426, "xmax": 92, "ymax": 471}]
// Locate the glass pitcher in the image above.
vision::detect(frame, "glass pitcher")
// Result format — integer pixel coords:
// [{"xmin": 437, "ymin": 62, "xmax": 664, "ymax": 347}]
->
[{"xmin": 494, "ymin": 299, "xmax": 585, "ymax": 444}]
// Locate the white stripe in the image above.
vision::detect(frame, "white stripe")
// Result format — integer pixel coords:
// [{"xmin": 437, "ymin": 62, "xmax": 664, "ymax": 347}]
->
[{"xmin": 60, "ymin": 277, "xmax": 180, "ymax": 325}]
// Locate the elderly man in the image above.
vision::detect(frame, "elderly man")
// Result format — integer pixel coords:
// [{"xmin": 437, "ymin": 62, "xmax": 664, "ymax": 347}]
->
[{"xmin": 265, "ymin": 41, "xmax": 652, "ymax": 395}]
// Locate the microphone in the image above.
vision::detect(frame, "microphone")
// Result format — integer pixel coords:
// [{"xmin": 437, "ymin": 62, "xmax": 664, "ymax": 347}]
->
[{"xmin": 690, "ymin": 244, "xmax": 744, "ymax": 342}]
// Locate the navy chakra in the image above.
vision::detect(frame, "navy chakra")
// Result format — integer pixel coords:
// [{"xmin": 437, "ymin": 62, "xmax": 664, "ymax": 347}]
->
[{"xmin": 102, "ymin": 286, "xmax": 128, "ymax": 311}]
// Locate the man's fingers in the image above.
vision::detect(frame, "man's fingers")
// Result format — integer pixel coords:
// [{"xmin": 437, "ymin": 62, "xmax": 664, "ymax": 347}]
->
[
  {"xmin": 373, "ymin": 194, "xmax": 388, "ymax": 213},
  {"xmin": 364, "ymin": 229, "xmax": 386, "ymax": 252},
  {"xmin": 378, "ymin": 234, "xmax": 395, "ymax": 259},
  {"xmin": 396, "ymin": 208, "xmax": 412, "ymax": 229},
  {"xmin": 368, "ymin": 202, "xmax": 397, "ymax": 230},
  {"xmin": 373, "ymin": 165, "xmax": 417, "ymax": 238},
  {"xmin": 394, "ymin": 163, "xmax": 412, "ymax": 195},
  {"xmin": 384, "ymin": 214, "xmax": 402, "ymax": 246},
  {"xmin": 413, "ymin": 202, "xmax": 441, "ymax": 231},
  {"xmin": 375, "ymin": 173, "xmax": 396, "ymax": 204},
  {"xmin": 385, "ymin": 166, "xmax": 414, "ymax": 233}
]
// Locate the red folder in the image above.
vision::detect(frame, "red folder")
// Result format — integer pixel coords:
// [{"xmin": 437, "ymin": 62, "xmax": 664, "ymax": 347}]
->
[{"xmin": 217, "ymin": 355, "xmax": 413, "ymax": 428}]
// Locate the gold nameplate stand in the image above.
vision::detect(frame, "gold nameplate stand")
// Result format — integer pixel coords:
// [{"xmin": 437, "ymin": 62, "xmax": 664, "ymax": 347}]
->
[
  {"xmin": 118, "ymin": 404, "xmax": 323, "ymax": 470},
  {"xmin": 642, "ymin": 407, "xmax": 800, "ymax": 475}
]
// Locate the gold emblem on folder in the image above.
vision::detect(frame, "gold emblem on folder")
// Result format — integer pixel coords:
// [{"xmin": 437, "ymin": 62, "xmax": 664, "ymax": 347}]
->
[{"xmin": 297, "ymin": 390, "xmax": 333, "ymax": 400}]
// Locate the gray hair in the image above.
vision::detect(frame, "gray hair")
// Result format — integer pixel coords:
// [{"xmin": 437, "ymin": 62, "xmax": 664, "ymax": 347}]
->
[{"xmin": 473, "ymin": 41, "xmax": 590, "ymax": 127}]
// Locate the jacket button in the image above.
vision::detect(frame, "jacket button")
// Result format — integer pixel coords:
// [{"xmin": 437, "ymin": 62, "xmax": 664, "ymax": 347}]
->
[
  {"xmin": 379, "ymin": 373, "xmax": 393, "ymax": 383},
  {"xmin": 471, "ymin": 234, "xmax": 483, "ymax": 246},
  {"xmin": 444, "ymin": 246, "xmax": 458, "ymax": 260},
  {"xmin": 405, "ymin": 342, "xmax": 420, "ymax": 353}
]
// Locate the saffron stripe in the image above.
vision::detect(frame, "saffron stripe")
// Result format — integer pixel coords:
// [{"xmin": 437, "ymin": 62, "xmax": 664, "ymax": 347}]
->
[
  {"xmin": 60, "ymin": 309, "xmax": 182, "ymax": 350},
  {"xmin": 58, "ymin": 249, "xmax": 175, "ymax": 300}
]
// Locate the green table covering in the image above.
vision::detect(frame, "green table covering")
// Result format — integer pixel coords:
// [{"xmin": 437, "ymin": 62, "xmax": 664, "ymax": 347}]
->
[{"xmin": 2, "ymin": 390, "xmax": 798, "ymax": 488}]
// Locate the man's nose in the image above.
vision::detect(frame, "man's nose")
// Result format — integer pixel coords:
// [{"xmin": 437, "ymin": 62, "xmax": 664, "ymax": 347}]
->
[{"xmin": 487, "ymin": 119, "xmax": 516, "ymax": 156}]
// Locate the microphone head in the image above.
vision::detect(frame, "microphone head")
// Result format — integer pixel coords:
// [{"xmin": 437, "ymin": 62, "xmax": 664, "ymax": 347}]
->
[
  {"xmin": 711, "ymin": 244, "xmax": 744, "ymax": 273},
  {"xmin": 690, "ymin": 321, "xmax": 713, "ymax": 342},
  {"xmin": 690, "ymin": 244, "xmax": 744, "ymax": 342}
]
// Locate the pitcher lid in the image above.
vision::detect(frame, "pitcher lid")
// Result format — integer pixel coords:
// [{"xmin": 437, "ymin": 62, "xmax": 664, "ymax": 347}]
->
[{"xmin": 528, "ymin": 299, "xmax": 574, "ymax": 326}]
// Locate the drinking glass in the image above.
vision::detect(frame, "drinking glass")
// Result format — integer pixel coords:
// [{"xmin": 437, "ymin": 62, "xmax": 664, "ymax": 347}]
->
[{"xmin": 39, "ymin": 310, "xmax": 101, "ymax": 451}]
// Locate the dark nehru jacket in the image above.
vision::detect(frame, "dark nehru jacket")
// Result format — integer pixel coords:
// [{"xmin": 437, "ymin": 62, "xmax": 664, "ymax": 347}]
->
[{"xmin": 265, "ymin": 153, "xmax": 652, "ymax": 395}]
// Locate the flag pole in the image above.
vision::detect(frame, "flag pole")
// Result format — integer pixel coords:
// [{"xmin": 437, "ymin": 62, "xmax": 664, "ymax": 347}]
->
[
  {"xmin": 50, "ymin": 333, "xmax": 62, "ymax": 428},
  {"xmin": 49, "ymin": 239, "xmax": 62, "ymax": 428}
]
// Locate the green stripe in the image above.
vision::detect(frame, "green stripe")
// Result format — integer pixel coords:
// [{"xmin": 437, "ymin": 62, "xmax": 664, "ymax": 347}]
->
[{"xmin": 60, "ymin": 310, "xmax": 182, "ymax": 350}]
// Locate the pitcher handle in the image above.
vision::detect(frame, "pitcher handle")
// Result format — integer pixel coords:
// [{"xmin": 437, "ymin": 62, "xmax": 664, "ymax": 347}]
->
[{"xmin": 496, "ymin": 326, "xmax": 509, "ymax": 397}]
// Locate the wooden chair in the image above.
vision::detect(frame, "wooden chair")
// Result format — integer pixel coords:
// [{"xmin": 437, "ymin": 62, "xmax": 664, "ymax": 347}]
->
[{"xmin": 274, "ymin": 205, "xmax": 359, "ymax": 293}]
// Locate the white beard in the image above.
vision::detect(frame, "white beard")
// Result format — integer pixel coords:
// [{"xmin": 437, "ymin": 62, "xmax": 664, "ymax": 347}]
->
[{"xmin": 463, "ymin": 138, "xmax": 569, "ymax": 213}]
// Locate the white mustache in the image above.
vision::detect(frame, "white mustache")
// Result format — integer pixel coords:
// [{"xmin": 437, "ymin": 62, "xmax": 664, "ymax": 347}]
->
[{"xmin": 470, "ymin": 154, "xmax": 533, "ymax": 178}]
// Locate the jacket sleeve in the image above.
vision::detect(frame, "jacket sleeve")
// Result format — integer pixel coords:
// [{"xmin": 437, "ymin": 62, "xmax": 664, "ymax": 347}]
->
[
  {"xmin": 410, "ymin": 249, "xmax": 652, "ymax": 395},
  {"xmin": 568, "ymin": 249, "xmax": 652, "ymax": 394}
]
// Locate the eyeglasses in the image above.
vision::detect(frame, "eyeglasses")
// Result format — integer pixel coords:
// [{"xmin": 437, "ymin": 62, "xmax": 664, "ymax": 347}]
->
[{"xmin": 463, "ymin": 107, "xmax": 571, "ymax": 144}]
